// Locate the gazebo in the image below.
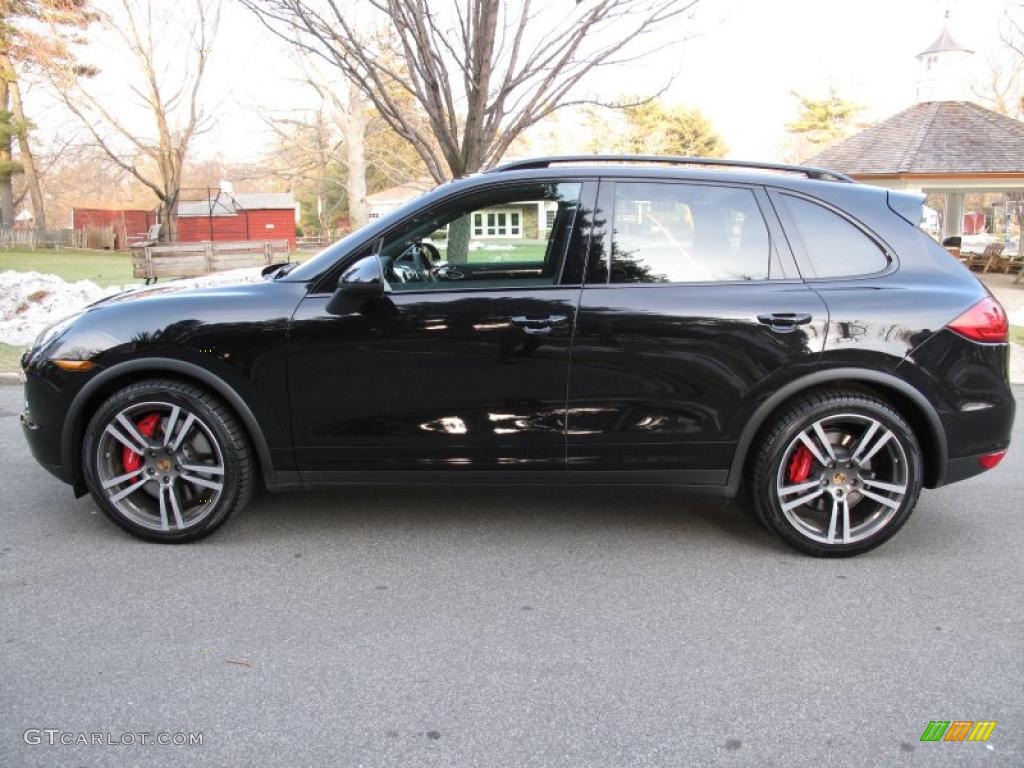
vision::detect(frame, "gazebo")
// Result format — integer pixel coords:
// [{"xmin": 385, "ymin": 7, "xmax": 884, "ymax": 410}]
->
[{"xmin": 807, "ymin": 21, "xmax": 1024, "ymax": 243}]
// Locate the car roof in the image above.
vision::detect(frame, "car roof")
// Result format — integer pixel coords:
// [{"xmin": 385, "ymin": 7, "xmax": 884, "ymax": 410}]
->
[{"xmin": 458, "ymin": 164, "xmax": 856, "ymax": 195}]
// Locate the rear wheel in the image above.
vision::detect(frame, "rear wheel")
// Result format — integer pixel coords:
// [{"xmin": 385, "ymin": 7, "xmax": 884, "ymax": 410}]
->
[
  {"xmin": 751, "ymin": 390, "xmax": 923, "ymax": 557},
  {"xmin": 82, "ymin": 380, "xmax": 254, "ymax": 543}
]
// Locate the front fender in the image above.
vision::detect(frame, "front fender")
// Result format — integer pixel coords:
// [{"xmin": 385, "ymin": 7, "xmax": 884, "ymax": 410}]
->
[{"xmin": 60, "ymin": 358, "xmax": 296, "ymax": 494}]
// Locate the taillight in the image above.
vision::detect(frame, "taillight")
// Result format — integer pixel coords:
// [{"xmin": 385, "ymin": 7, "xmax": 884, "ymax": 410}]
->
[
  {"xmin": 978, "ymin": 450, "xmax": 1007, "ymax": 470},
  {"xmin": 946, "ymin": 296, "xmax": 1008, "ymax": 343}
]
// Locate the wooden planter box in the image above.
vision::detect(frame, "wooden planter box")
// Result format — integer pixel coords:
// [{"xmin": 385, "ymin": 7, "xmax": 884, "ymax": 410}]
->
[{"xmin": 131, "ymin": 240, "xmax": 291, "ymax": 280}]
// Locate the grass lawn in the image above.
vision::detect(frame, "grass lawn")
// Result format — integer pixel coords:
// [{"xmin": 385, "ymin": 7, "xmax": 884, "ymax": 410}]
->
[
  {"xmin": 431, "ymin": 239, "xmax": 548, "ymax": 264},
  {"xmin": 0, "ymin": 342, "xmax": 25, "ymax": 374},
  {"xmin": 1012, "ymin": 325, "xmax": 1024, "ymax": 347},
  {"xmin": 0, "ymin": 248, "xmax": 139, "ymax": 287}
]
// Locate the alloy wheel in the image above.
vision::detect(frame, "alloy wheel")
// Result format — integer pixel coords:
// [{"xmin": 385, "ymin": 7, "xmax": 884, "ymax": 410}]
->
[
  {"xmin": 95, "ymin": 401, "xmax": 225, "ymax": 533},
  {"xmin": 774, "ymin": 412, "xmax": 909, "ymax": 545}
]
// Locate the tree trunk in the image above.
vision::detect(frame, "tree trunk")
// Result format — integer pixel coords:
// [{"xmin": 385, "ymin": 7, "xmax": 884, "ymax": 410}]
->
[
  {"xmin": 447, "ymin": 215, "xmax": 471, "ymax": 264},
  {"xmin": 1, "ymin": 54, "xmax": 45, "ymax": 230},
  {"xmin": 159, "ymin": 198, "xmax": 176, "ymax": 242},
  {"xmin": 345, "ymin": 82, "xmax": 369, "ymax": 230},
  {"xmin": 0, "ymin": 77, "xmax": 15, "ymax": 229}
]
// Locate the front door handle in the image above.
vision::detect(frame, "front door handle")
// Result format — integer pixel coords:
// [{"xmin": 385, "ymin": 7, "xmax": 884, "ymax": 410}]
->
[
  {"xmin": 509, "ymin": 314, "xmax": 568, "ymax": 335},
  {"xmin": 757, "ymin": 312, "xmax": 813, "ymax": 332}
]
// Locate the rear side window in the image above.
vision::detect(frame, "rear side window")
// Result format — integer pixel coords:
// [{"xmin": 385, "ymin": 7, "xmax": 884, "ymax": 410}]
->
[
  {"xmin": 781, "ymin": 195, "xmax": 889, "ymax": 278},
  {"xmin": 611, "ymin": 182, "xmax": 771, "ymax": 283}
]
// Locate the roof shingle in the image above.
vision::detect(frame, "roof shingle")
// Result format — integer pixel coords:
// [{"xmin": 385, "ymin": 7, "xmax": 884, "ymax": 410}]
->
[{"xmin": 804, "ymin": 101, "xmax": 1024, "ymax": 176}]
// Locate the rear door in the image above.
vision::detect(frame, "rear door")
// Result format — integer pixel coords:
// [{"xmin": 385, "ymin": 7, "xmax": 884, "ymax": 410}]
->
[{"xmin": 566, "ymin": 178, "xmax": 827, "ymax": 482}]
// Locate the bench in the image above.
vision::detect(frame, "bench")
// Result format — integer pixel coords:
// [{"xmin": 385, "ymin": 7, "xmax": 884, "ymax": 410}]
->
[{"xmin": 965, "ymin": 242, "xmax": 1004, "ymax": 273}]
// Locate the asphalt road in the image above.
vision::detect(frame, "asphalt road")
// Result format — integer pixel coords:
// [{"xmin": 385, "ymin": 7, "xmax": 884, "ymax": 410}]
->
[{"xmin": 1, "ymin": 383, "xmax": 1022, "ymax": 768}]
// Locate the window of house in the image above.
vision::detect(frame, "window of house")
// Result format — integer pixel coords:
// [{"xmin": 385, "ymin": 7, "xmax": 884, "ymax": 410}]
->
[
  {"xmin": 610, "ymin": 182, "xmax": 771, "ymax": 283},
  {"xmin": 472, "ymin": 209, "xmax": 522, "ymax": 238},
  {"xmin": 781, "ymin": 194, "xmax": 889, "ymax": 278}
]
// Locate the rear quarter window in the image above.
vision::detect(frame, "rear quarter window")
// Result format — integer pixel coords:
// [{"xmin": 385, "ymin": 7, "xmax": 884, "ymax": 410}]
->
[{"xmin": 781, "ymin": 194, "xmax": 889, "ymax": 278}]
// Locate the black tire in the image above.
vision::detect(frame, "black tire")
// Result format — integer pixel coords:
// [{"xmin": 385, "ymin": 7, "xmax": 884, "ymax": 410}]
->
[
  {"xmin": 751, "ymin": 390, "xmax": 923, "ymax": 557},
  {"xmin": 82, "ymin": 379, "xmax": 255, "ymax": 543}
]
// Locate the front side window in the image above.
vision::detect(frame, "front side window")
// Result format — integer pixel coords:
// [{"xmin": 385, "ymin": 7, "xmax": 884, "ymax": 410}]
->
[
  {"xmin": 610, "ymin": 182, "xmax": 771, "ymax": 283},
  {"xmin": 378, "ymin": 182, "xmax": 582, "ymax": 291},
  {"xmin": 781, "ymin": 194, "xmax": 889, "ymax": 278}
]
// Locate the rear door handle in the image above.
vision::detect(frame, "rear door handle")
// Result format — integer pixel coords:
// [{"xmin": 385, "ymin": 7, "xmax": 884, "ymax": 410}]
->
[{"xmin": 757, "ymin": 313, "xmax": 813, "ymax": 332}]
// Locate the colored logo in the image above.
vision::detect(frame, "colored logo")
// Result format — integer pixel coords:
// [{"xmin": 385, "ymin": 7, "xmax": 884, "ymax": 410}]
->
[{"xmin": 920, "ymin": 721, "xmax": 997, "ymax": 742}]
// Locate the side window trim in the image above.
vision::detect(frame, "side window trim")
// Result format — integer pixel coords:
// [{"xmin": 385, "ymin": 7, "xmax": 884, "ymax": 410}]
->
[
  {"xmin": 557, "ymin": 179, "xmax": 599, "ymax": 286},
  {"xmin": 377, "ymin": 180, "xmax": 590, "ymax": 294},
  {"xmin": 768, "ymin": 188, "xmax": 897, "ymax": 281},
  {"xmin": 752, "ymin": 186, "xmax": 801, "ymax": 280},
  {"xmin": 311, "ymin": 177, "xmax": 589, "ymax": 294},
  {"xmin": 584, "ymin": 178, "xmax": 614, "ymax": 285},
  {"xmin": 594, "ymin": 178, "xmax": 782, "ymax": 286}
]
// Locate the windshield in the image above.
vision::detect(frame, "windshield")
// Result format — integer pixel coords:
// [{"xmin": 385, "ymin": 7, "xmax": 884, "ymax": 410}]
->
[{"xmin": 284, "ymin": 179, "xmax": 456, "ymax": 281}]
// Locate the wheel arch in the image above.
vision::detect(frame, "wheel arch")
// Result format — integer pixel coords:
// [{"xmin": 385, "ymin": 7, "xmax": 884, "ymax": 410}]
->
[
  {"xmin": 729, "ymin": 368, "xmax": 947, "ymax": 493},
  {"xmin": 61, "ymin": 358, "xmax": 275, "ymax": 495}
]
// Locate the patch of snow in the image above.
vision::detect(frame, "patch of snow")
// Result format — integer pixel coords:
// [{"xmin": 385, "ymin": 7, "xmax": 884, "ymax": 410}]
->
[{"xmin": 0, "ymin": 271, "xmax": 125, "ymax": 347}]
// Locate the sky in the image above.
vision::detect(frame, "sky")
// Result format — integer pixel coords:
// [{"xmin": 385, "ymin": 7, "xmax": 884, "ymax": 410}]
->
[{"xmin": 29, "ymin": 0, "xmax": 1021, "ymax": 169}]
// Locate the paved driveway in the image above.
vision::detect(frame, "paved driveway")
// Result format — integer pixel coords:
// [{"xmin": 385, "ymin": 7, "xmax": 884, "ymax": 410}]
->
[{"xmin": 1, "ymin": 383, "xmax": 1021, "ymax": 767}]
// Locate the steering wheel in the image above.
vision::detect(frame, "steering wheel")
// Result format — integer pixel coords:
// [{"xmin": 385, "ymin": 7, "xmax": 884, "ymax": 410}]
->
[
  {"xmin": 419, "ymin": 241, "xmax": 441, "ymax": 266},
  {"xmin": 394, "ymin": 241, "xmax": 441, "ymax": 283}
]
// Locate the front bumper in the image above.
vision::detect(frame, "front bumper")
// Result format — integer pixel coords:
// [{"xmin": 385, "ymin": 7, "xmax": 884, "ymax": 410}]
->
[{"xmin": 21, "ymin": 406, "xmax": 66, "ymax": 483}]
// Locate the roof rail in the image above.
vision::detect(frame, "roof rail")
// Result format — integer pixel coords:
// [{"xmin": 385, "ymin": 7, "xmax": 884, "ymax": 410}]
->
[{"xmin": 485, "ymin": 155, "xmax": 856, "ymax": 183}]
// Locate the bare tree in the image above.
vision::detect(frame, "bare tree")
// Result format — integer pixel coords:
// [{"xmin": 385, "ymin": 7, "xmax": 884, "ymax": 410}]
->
[
  {"xmin": 0, "ymin": 0, "xmax": 96, "ymax": 229},
  {"xmin": 0, "ymin": 76, "xmax": 15, "ymax": 226},
  {"xmin": 50, "ymin": 0, "xmax": 220, "ymax": 240},
  {"xmin": 345, "ymin": 80, "xmax": 369, "ymax": 228},
  {"xmin": 241, "ymin": 0, "xmax": 698, "ymax": 182},
  {"xmin": 977, "ymin": 5, "xmax": 1024, "ymax": 119},
  {"xmin": 259, "ymin": 66, "xmax": 424, "ymax": 234},
  {"xmin": 0, "ymin": 57, "xmax": 45, "ymax": 225},
  {"xmin": 260, "ymin": 97, "xmax": 345, "ymax": 233}
]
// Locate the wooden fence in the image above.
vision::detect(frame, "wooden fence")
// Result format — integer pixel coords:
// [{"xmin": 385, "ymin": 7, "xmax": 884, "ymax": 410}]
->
[
  {"xmin": 131, "ymin": 239, "xmax": 291, "ymax": 280},
  {"xmin": 0, "ymin": 227, "xmax": 94, "ymax": 250}
]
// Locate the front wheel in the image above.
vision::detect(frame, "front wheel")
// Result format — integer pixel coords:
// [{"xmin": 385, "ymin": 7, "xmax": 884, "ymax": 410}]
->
[
  {"xmin": 751, "ymin": 390, "xmax": 923, "ymax": 557},
  {"xmin": 82, "ymin": 379, "xmax": 255, "ymax": 543}
]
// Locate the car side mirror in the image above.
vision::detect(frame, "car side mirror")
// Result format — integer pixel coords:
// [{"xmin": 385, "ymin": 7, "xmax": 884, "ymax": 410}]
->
[{"xmin": 326, "ymin": 254, "xmax": 386, "ymax": 315}]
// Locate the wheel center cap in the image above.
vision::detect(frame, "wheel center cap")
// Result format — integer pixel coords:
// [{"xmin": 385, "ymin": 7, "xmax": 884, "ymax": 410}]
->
[
  {"xmin": 156, "ymin": 458, "xmax": 173, "ymax": 473},
  {"xmin": 833, "ymin": 471, "xmax": 847, "ymax": 484}
]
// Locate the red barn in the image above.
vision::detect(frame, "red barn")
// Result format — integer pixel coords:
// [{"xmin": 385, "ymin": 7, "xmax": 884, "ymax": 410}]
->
[
  {"xmin": 71, "ymin": 207, "xmax": 156, "ymax": 249},
  {"xmin": 175, "ymin": 191, "xmax": 298, "ymax": 247}
]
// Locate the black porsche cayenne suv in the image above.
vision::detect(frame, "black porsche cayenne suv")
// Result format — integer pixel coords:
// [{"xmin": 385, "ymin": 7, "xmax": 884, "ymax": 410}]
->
[{"xmin": 20, "ymin": 156, "xmax": 1014, "ymax": 556}]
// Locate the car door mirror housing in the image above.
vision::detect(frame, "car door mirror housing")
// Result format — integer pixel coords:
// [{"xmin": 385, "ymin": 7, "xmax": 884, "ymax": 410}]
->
[{"xmin": 326, "ymin": 254, "xmax": 386, "ymax": 315}]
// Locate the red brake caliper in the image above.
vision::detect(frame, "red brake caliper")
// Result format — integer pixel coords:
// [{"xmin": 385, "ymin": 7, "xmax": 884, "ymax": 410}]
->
[
  {"xmin": 787, "ymin": 444, "xmax": 814, "ymax": 484},
  {"xmin": 121, "ymin": 412, "xmax": 162, "ymax": 472}
]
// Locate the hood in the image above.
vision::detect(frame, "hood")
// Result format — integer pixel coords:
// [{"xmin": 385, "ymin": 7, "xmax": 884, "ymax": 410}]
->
[{"xmin": 90, "ymin": 267, "xmax": 270, "ymax": 308}]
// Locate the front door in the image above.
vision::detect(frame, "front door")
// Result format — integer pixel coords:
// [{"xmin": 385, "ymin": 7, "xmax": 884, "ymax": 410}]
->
[
  {"xmin": 567, "ymin": 179, "xmax": 827, "ymax": 482},
  {"xmin": 288, "ymin": 180, "xmax": 596, "ymax": 477}
]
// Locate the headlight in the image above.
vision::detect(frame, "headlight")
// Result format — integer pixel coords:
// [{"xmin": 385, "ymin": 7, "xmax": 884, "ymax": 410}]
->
[{"xmin": 31, "ymin": 311, "xmax": 85, "ymax": 352}]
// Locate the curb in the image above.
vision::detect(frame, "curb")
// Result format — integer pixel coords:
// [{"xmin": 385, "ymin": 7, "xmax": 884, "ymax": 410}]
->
[{"xmin": 0, "ymin": 372, "xmax": 24, "ymax": 385}]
